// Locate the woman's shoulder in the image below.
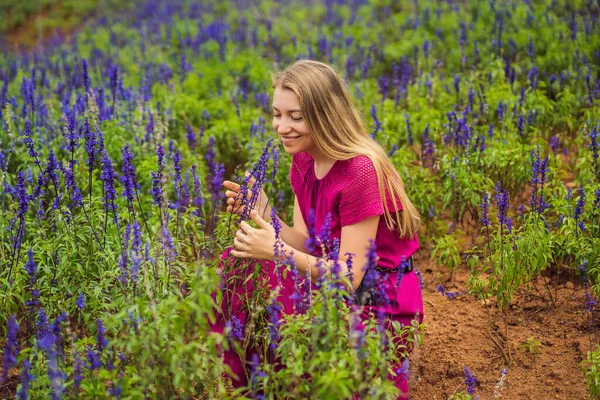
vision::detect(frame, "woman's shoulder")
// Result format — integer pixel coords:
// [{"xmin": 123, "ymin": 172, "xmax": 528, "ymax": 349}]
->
[{"xmin": 341, "ymin": 155, "xmax": 376, "ymax": 175}]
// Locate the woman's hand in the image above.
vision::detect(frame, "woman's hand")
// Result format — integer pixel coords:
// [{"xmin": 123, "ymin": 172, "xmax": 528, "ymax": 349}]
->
[
  {"xmin": 223, "ymin": 172, "xmax": 271, "ymax": 220},
  {"xmin": 230, "ymin": 211, "xmax": 277, "ymax": 261}
]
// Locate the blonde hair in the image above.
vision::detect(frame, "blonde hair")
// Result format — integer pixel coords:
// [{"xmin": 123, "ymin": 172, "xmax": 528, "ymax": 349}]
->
[{"xmin": 272, "ymin": 60, "xmax": 420, "ymax": 239}]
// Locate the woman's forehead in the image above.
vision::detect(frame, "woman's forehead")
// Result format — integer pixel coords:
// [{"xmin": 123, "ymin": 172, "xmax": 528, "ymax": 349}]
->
[{"xmin": 272, "ymin": 87, "xmax": 301, "ymax": 110}]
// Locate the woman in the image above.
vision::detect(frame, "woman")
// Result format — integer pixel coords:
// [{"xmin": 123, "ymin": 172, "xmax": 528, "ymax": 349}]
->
[{"xmin": 215, "ymin": 60, "xmax": 423, "ymax": 398}]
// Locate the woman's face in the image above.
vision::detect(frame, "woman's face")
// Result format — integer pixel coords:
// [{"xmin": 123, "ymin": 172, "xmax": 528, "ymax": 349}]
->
[{"xmin": 272, "ymin": 87, "xmax": 315, "ymax": 154}]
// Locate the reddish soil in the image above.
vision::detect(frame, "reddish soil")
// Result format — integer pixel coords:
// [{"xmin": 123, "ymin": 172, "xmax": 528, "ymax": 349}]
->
[{"xmin": 409, "ymin": 247, "xmax": 592, "ymax": 399}]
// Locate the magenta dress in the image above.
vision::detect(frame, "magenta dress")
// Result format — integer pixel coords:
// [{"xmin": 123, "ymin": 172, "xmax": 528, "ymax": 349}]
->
[{"xmin": 211, "ymin": 152, "xmax": 424, "ymax": 399}]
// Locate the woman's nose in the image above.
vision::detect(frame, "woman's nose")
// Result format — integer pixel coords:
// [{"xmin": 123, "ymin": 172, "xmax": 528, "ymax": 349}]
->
[{"xmin": 277, "ymin": 120, "xmax": 291, "ymax": 134}]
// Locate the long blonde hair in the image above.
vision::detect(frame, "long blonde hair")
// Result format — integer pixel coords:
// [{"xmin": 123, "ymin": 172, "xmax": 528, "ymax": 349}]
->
[{"xmin": 272, "ymin": 60, "xmax": 421, "ymax": 239}]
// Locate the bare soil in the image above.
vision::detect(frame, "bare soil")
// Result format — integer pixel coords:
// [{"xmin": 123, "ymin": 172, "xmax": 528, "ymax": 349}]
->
[{"xmin": 409, "ymin": 248, "xmax": 592, "ymax": 400}]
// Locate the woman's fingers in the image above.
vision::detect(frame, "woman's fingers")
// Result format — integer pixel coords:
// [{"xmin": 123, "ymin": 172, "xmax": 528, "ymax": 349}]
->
[
  {"xmin": 233, "ymin": 237, "xmax": 243, "ymax": 249},
  {"xmin": 225, "ymin": 190, "xmax": 240, "ymax": 199},
  {"xmin": 223, "ymin": 180, "xmax": 241, "ymax": 192}
]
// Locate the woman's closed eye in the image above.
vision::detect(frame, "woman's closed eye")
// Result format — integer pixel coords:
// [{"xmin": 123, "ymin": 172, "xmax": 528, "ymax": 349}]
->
[{"xmin": 273, "ymin": 113, "xmax": 303, "ymax": 121}]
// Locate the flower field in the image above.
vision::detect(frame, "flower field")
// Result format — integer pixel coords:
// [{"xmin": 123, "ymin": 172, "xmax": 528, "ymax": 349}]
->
[{"xmin": 0, "ymin": 0, "xmax": 599, "ymax": 398}]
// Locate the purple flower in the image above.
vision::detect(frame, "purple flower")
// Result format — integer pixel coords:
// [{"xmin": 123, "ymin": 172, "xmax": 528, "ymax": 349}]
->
[
  {"xmin": 121, "ymin": 143, "xmax": 139, "ymax": 204},
  {"xmin": 480, "ymin": 193, "xmax": 491, "ymax": 227},
  {"xmin": 100, "ymin": 150, "xmax": 119, "ymax": 218},
  {"xmin": 190, "ymin": 165, "xmax": 204, "ymax": 219},
  {"xmin": 24, "ymin": 247, "xmax": 37, "ymax": 278},
  {"xmin": 528, "ymin": 65, "xmax": 538, "ymax": 90},
  {"xmin": 149, "ymin": 142, "xmax": 166, "ymax": 207},
  {"xmin": 17, "ymin": 359, "xmax": 34, "ymax": 400},
  {"xmin": 494, "ymin": 181, "xmax": 510, "ymax": 227},
  {"xmin": 436, "ymin": 284, "xmax": 466, "ymax": 299},
  {"xmin": 73, "ymin": 351, "xmax": 84, "ymax": 390},
  {"xmin": 1, "ymin": 315, "xmax": 19, "ymax": 384},
  {"xmin": 185, "ymin": 123, "xmax": 197, "ymax": 152},
  {"xmin": 82, "ymin": 58, "xmax": 90, "ymax": 94},
  {"xmin": 405, "ymin": 113, "xmax": 413, "ymax": 145},
  {"xmin": 86, "ymin": 346, "xmax": 102, "ymax": 371},
  {"xmin": 304, "ymin": 208, "xmax": 318, "ymax": 253},
  {"xmin": 464, "ymin": 366, "xmax": 478, "ymax": 395},
  {"xmin": 76, "ymin": 291, "xmax": 85, "ymax": 309},
  {"xmin": 173, "ymin": 149, "xmax": 182, "ymax": 187},
  {"xmin": 22, "ymin": 120, "xmax": 40, "ymax": 164},
  {"xmin": 63, "ymin": 160, "xmax": 83, "ymax": 207},
  {"xmin": 110, "ymin": 64, "xmax": 119, "ymax": 112},
  {"xmin": 396, "ymin": 358, "xmax": 411, "ymax": 381},
  {"xmin": 46, "ymin": 150, "xmax": 60, "ymax": 190},
  {"xmin": 453, "ymin": 74, "xmax": 461, "ymax": 95},
  {"xmin": 550, "ymin": 135, "xmax": 560, "ymax": 155},
  {"xmin": 229, "ymin": 316, "xmax": 244, "ymax": 341},
  {"xmin": 15, "ymin": 171, "xmax": 30, "ymax": 219},
  {"xmin": 589, "ymin": 126, "xmax": 599, "ymax": 161},
  {"xmin": 517, "ymin": 114, "xmax": 525, "ymax": 139},
  {"xmin": 370, "ymin": 103, "xmax": 382, "ymax": 137},
  {"xmin": 83, "ymin": 117, "xmax": 97, "ymax": 172},
  {"xmin": 161, "ymin": 224, "xmax": 177, "ymax": 260},
  {"xmin": 359, "ymin": 239, "xmax": 379, "ymax": 301},
  {"xmin": 266, "ymin": 302, "xmax": 281, "ymax": 347},
  {"xmin": 96, "ymin": 319, "xmax": 108, "ymax": 353},
  {"xmin": 209, "ymin": 163, "xmax": 225, "ymax": 203},
  {"xmin": 65, "ymin": 110, "xmax": 79, "ymax": 154},
  {"xmin": 575, "ymin": 185, "xmax": 585, "ymax": 232}
]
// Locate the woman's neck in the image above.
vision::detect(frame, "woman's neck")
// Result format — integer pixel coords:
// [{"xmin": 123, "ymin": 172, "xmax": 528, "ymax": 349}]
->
[{"xmin": 309, "ymin": 149, "xmax": 337, "ymax": 178}]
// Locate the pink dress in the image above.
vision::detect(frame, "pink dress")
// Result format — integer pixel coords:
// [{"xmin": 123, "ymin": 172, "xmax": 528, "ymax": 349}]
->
[{"xmin": 211, "ymin": 152, "xmax": 424, "ymax": 399}]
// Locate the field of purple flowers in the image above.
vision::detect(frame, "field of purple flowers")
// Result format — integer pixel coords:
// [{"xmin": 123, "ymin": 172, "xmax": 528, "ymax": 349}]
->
[{"xmin": 0, "ymin": 0, "xmax": 599, "ymax": 398}]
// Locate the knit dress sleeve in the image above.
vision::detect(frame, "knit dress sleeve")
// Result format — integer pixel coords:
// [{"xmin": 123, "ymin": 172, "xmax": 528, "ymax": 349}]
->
[{"xmin": 339, "ymin": 156, "xmax": 402, "ymax": 227}]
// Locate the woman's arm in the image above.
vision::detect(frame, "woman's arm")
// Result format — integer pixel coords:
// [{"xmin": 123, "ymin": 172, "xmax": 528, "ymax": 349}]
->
[
  {"xmin": 231, "ymin": 210, "xmax": 380, "ymax": 291},
  {"xmin": 281, "ymin": 215, "xmax": 380, "ymax": 290},
  {"xmin": 224, "ymin": 178, "xmax": 310, "ymax": 253}
]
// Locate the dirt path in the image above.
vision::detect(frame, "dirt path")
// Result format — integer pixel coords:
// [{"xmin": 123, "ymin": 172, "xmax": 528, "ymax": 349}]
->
[{"xmin": 410, "ymin": 249, "xmax": 591, "ymax": 399}]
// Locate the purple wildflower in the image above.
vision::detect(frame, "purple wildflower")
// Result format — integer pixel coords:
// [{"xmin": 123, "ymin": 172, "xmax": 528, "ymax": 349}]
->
[
  {"xmin": 149, "ymin": 142, "xmax": 166, "ymax": 207},
  {"xmin": 464, "ymin": 366, "xmax": 478, "ymax": 395},
  {"xmin": 494, "ymin": 181, "xmax": 510, "ymax": 227},
  {"xmin": 76, "ymin": 291, "xmax": 85, "ymax": 309},
  {"xmin": 63, "ymin": 160, "xmax": 83, "ymax": 206},
  {"xmin": 575, "ymin": 186, "xmax": 585, "ymax": 232},
  {"xmin": 24, "ymin": 247, "xmax": 37, "ymax": 279},
  {"xmin": 17, "ymin": 359, "xmax": 34, "ymax": 400},
  {"xmin": 83, "ymin": 117, "xmax": 97, "ymax": 172},
  {"xmin": 528, "ymin": 65, "xmax": 538, "ymax": 90},
  {"xmin": 16, "ymin": 171, "xmax": 30, "ymax": 219},
  {"xmin": 86, "ymin": 346, "xmax": 102, "ymax": 371},
  {"xmin": 72, "ymin": 351, "xmax": 84, "ymax": 390},
  {"xmin": 110, "ymin": 64, "xmax": 119, "ymax": 114},
  {"xmin": 370, "ymin": 103, "xmax": 382, "ymax": 137},
  {"xmin": 65, "ymin": 110, "xmax": 78, "ymax": 154},
  {"xmin": 173, "ymin": 149, "xmax": 182, "ymax": 187},
  {"xmin": 96, "ymin": 319, "xmax": 108, "ymax": 353},
  {"xmin": 266, "ymin": 302, "xmax": 282, "ymax": 348},
  {"xmin": 229, "ymin": 316, "xmax": 244, "ymax": 340},
  {"xmin": 22, "ymin": 120, "xmax": 40, "ymax": 165},
  {"xmin": 1, "ymin": 315, "xmax": 19, "ymax": 384},
  {"xmin": 190, "ymin": 165, "xmax": 204, "ymax": 219},
  {"xmin": 185, "ymin": 123, "xmax": 196, "ymax": 152},
  {"xmin": 121, "ymin": 143, "xmax": 139, "ymax": 205},
  {"xmin": 481, "ymin": 193, "xmax": 490, "ymax": 227},
  {"xmin": 305, "ymin": 208, "xmax": 318, "ymax": 253},
  {"xmin": 82, "ymin": 58, "xmax": 90, "ymax": 94},
  {"xmin": 100, "ymin": 150, "xmax": 119, "ymax": 218}
]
